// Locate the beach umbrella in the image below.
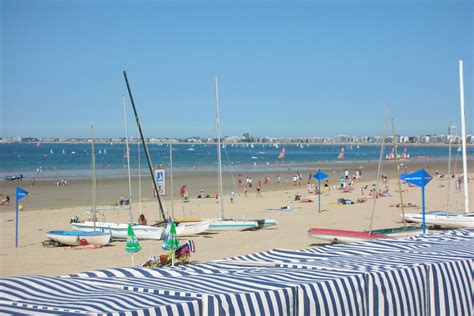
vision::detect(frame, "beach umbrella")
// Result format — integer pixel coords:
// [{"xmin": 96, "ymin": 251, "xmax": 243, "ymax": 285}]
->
[
  {"xmin": 162, "ymin": 218, "xmax": 180, "ymax": 251},
  {"xmin": 126, "ymin": 223, "xmax": 142, "ymax": 256}
]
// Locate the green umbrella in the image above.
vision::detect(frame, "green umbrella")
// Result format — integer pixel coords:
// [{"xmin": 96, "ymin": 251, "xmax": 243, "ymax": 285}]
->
[
  {"xmin": 162, "ymin": 219, "xmax": 180, "ymax": 250},
  {"xmin": 126, "ymin": 223, "xmax": 142, "ymax": 254}
]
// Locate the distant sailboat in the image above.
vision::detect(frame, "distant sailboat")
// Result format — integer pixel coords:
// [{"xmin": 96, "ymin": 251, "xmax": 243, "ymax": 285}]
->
[
  {"xmin": 62, "ymin": 149, "xmax": 66, "ymax": 154},
  {"xmin": 103, "ymin": 149, "xmax": 107, "ymax": 154},
  {"xmin": 50, "ymin": 149, "xmax": 54, "ymax": 154},
  {"xmin": 98, "ymin": 149, "xmax": 102, "ymax": 154},
  {"xmin": 35, "ymin": 141, "xmax": 41, "ymax": 148},
  {"xmin": 337, "ymin": 147, "xmax": 345, "ymax": 159}
]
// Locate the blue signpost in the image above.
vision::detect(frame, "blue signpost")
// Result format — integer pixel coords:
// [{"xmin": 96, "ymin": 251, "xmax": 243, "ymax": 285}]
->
[
  {"xmin": 401, "ymin": 169, "xmax": 432, "ymax": 234},
  {"xmin": 313, "ymin": 171, "xmax": 329, "ymax": 213},
  {"xmin": 15, "ymin": 187, "xmax": 29, "ymax": 248}
]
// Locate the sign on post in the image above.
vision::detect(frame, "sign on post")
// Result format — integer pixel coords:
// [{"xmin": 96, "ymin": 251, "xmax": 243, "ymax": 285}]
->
[
  {"xmin": 400, "ymin": 169, "xmax": 432, "ymax": 233},
  {"xmin": 313, "ymin": 171, "xmax": 329, "ymax": 213},
  {"xmin": 153, "ymin": 168, "xmax": 166, "ymax": 196}
]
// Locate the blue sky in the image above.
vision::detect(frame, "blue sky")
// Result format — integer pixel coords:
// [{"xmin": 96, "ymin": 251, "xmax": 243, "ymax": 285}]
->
[{"xmin": 1, "ymin": 0, "xmax": 473, "ymax": 138}]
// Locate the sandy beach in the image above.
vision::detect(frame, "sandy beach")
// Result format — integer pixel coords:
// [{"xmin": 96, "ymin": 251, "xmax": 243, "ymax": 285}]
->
[{"xmin": 0, "ymin": 159, "xmax": 472, "ymax": 277}]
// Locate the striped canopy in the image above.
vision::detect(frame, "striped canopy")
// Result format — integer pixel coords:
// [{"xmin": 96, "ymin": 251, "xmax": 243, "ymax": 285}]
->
[{"xmin": 1, "ymin": 229, "xmax": 473, "ymax": 315}]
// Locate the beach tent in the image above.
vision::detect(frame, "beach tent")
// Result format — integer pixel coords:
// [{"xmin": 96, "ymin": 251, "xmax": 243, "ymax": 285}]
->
[{"xmin": 2, "ymin": 230, "xmax": 473, "ymax": 315}]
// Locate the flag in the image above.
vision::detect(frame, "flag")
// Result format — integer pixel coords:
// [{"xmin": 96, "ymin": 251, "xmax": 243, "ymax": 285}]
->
[
  {"xmin": 126, "ymin": 223, "xmax": 141, "ymax": 254},
  {"xmin": 162, "ymin": 219, "xmax": 180, "ymax": 250},
  {"xmin": 16, "ymin": 187, "xmax": 29, "ymax": 201}
]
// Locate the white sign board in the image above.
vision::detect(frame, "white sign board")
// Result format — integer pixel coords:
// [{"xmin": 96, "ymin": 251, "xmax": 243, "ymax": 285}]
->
[{"xmin": 153, "ymin": 168, "xmax": 166, "ymax": 196}]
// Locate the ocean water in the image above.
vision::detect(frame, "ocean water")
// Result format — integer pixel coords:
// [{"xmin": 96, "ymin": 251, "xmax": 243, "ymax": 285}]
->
[{"xmin": 0, "ymin": 143, "xmax": 471, "ymax": 179}]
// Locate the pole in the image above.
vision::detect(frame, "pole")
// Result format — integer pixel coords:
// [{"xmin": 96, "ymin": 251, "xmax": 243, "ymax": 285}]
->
[
  {"xmin": 215, "ymin": 76, "xmax": 224, "ymax": 219},
  {"xmin": 447, "ymin": 124, "xmax": 454, "ymax": 212},
  {"xmin": 318, "ymin": 178, "xmax": 321, "ymax": 213},
  {"xmin": 458, "ymin": 60, "xmax": 470, "ymax": 213},
  {"xmin": 123, "ymin": 71, "xmax": 166, "ymax": 221},
  {"xmin": 421, "ymin": 182, "xmax": 426, "ymax": 234},
  {"xmin": 138, "ymin": 142, "xmax": 142, "ymax": 214},
  {"xmin": 391, "ymin": 119, "xmax": 406, "ymax": 226},
  {"xmin": 91, "ymin": 126, "xmax": 97, "ymax": 229},
  {"xmin": 169, "ymin": 116, "xmax": 175, "ymax": 218},
  {"xmin": 368, "ymin": 107, "xmax": 389, "ymax": 234},
  {"xmin": 15, "ymin": 197, "xmax": 19, "ymax": 248},
  {"xmin": 123, "ymin": 96, "xmax": 133, "ymax": 224}
]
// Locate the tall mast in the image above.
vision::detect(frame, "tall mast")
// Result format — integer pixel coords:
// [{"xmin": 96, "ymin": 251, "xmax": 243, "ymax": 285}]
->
[
  {"xmin": 215, "ymin": 76, "xmax": 225, "ymax": 220},
  {"xmin": 447, "ymin": 124, "xmax": 455, "ymax": 212},
  {"xmin": 122, "ymin": 95, "xmax": 133, "ymax": 223},
  {"xmin": 91, "ymin": 125, "xmax": 97, "ymax": 227},
  {"xmin": 458, "ymin": 60, "xmax": 470, "ymax": 214},
  {"xmin": 391, "ymin": 118, "xmax": 406, "ymax": 225},
  {"xmin": 169, "ymin": 116, "xmax": 175, "ymax": 218},
  {"xmin": 123, "ymin": 71, "xmax": 166, "ymax": 221},
  {"xmin": 138, "ymin": 142, "xmax": 142, "ymax": 214},
  {"xmin": 368, "ymin": 107, "xmax": 389, "ymax": 234}
]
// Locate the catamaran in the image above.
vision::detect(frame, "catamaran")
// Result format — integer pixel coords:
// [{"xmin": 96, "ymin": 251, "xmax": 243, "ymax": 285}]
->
[
  {"xmin": 403, "ymin": 60, "xmax": 474, "ymax": 229},
  {"xmin": 206, "ymin": 76, "xmax": 277, "ymax": 231},
  {"xmin": 72, "ymin": 96, "xmax": 164, "ymax": 240},
  {"xmin": 308, "ymin": 110, "xmax": 423, "ymax": 244}
]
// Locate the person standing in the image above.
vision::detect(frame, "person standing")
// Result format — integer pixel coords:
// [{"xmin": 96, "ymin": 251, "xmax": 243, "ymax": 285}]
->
[{"xmin": 256, "ymin": 181, "xmax": 262, "ymax": 197}]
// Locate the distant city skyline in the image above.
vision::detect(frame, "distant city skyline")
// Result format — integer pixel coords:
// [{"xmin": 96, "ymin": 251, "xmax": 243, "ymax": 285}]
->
[{"xmin": 1, "ymin": 1, "xmax": 473, "ymax": 138}]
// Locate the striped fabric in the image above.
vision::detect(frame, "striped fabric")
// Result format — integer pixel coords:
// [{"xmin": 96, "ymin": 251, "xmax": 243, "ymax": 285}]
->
[
  {"xmin": 2, "ymin": 229, "xmax": 473, "ymax": 315},
  {"xmin": 0, "ymin": 275, "xmax": 202, "ymax": 315}
]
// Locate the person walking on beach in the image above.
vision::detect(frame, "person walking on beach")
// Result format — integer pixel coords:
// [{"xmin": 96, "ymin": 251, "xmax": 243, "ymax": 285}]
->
[
  {"xmin": 276, "ymin": 175, "xmax": 281, "ymax": 184},
  {"xmin": 230, "ymin": 191, "xmax": 235, "ymax": 203},
  {"xmin": 256, "ymin": 181, "xmax": 262, "ymax": 197},
  {"xmin": 244, "ymin": 187, "xmax": 248, "ymax": 197}
]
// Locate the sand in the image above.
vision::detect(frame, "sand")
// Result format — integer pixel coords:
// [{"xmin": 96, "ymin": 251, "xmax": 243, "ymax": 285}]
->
[{"xmin": 0, "ymin": 159, "xmax": 472, "ymax": 277}]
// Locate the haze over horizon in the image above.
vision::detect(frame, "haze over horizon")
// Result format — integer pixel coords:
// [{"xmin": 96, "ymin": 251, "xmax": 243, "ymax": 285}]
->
[{"xmin": 1, "ymin": 0, "xmax": 473, "ymax": 139}]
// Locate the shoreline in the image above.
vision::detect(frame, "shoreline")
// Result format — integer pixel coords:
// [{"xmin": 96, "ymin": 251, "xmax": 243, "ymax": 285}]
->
[{"xmin": 4, "ymin": 141, "xmax": 474, "ymax": 147}]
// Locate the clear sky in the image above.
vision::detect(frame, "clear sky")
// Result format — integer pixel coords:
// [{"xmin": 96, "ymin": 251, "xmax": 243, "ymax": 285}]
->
[{"xmin": 1, "ymin": 0, "xmax": 473, "ymax": 139}]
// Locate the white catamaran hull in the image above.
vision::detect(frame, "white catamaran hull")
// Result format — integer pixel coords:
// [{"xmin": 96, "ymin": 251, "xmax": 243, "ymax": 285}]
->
[
  {"xmin": 176, "ymin": 221, "xmax": 210, "ymax": 236},
  {"xmin": 72, "ymin": 221, "xmax": 164, "ymax": 240},
  {"xmin": 403, "ymin": 212, "xmax": 474, "ymax": 228},
  {"xmin": 47, "ymin": 230, "xmax": 111, "ymax": 246},
  {"xmin": 207, "ymin": 218, "xmax": 277, "ymax": 231}
]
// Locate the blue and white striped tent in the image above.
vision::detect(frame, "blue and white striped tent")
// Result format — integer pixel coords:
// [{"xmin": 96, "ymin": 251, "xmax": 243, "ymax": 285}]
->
[
  {"xmin": 1, "ymin": 229, "xmax": 473, "ymax": 315},
  {"xmin": 0, "ymin": 275, "xmax": 202, "ymax": 315}
]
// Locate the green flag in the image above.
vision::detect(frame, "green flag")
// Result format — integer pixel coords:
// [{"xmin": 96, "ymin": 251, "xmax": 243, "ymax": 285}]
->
[{"xmin": 126, "ymin": 223, "xmax": 141, "ymax": 254}]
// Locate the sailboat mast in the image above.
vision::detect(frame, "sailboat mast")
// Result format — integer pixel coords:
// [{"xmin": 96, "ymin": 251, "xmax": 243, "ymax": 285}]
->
[
  {"xmin": 138, "ymin": 142, "xmax": 142, "ymax": 214},
  {"xmin": 123, "ymin": 71, "xmax": 166, "ymax": 221},
  {"xmin": 122, "ymin": 95, "xmax": 133, "ymax": 223},
  {"xmin": 368, "ymin": 107, "xmax": 389, "ymax": 234},
  {"xmin": 458, "ymin": 60, "xmax": 470, "ymax": 214},
  {"xmin": 391, "ymin": 118, "xmax": 406, "ymax": 225},
  {"xmin": 169, "ymin": 116, "xmax": 175, "ymax": 218},
  {"xmin": 215, "ymin": 76, "xmax": 225, "ymax": 219},
  {"xmin": 91, "ymin": 125, "xmax": 97, "ymax": 227},
  {"xmin": 447, "ymin": 124, "xmax": 455, "ymax": 211}
]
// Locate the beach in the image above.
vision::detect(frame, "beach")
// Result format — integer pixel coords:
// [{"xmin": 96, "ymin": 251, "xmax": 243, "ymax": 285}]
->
[{"xmin": 0, "ymin": 159, "xmax": 472, "ymax": 277}]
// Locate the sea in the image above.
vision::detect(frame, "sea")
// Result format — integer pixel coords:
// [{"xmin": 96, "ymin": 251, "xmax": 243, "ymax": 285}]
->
[{"xmin": 1, "ymin": 143, "xmax": 471, "ymax": 180}]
